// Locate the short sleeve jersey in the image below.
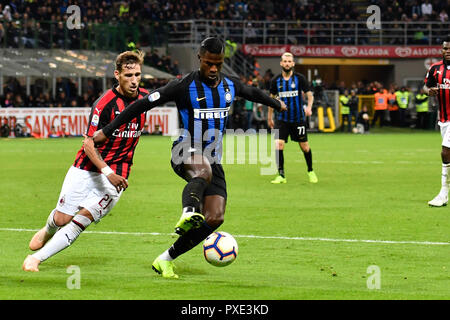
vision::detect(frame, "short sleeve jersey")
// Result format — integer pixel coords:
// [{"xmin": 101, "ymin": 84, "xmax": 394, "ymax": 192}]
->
[
  {"xmin": 424, "ymin": 60, "xmax": 450, "ymax": 122},
  {"xmin": 270, "ymin": 72, "xmax": 311, "ymax": 123},
  {"xmin": 73, "ymin": 87, "xmax": 149, "ymax": 178}
]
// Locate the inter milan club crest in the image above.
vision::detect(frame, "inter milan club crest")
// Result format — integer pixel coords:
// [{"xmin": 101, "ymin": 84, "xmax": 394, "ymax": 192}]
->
[
  {"xmin": 291, "ymin": 83, "xmax": 296, "ymax": 89},
  {"xmin": 225, "ymin": 92, "xmax": 232, "ymax": 103}
]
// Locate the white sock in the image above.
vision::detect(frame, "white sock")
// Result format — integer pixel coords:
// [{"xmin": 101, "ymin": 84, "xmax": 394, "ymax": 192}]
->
[
  {"xmin": 45, "ymin": 209, "xmax": 60, "ymax": 235},
  {"xmin": 159, "ymin": 249, "xmax": 174, "ymax": 261},
  {"xmin": 32, "ymin": 215, "xmax": 92, "ymax": 262},
  {"xmin": 440, "ymin": 163, "xmax": 450, "ymax": 197}
]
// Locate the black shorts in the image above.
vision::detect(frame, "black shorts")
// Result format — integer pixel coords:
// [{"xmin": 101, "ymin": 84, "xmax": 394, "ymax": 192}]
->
[
  {"xmin": 170, "ymin": 145, "xmax": 227, "ymax": 200},
  {"xmin": 274, "ymin": 120, "xmax": 308, "ymax": 143}
]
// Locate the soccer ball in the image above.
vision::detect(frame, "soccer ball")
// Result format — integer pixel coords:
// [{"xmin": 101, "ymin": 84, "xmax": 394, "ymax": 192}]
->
[{"xmin": 203, "ymin": 231, "xmax": 238, "ymax": 267}]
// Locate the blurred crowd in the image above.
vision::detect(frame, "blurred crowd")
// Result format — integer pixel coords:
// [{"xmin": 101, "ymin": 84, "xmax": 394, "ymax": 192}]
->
[
  {"xmin": 0, "ymin": 0, "xmax": 448, "ymax": 50},
  {"xmin": 0, "ymin": 0, "xmax": 446, "ymax": 24},
  {"xmin": 0, "ymin": 75, "xmax": 170, "ymax": 108}
]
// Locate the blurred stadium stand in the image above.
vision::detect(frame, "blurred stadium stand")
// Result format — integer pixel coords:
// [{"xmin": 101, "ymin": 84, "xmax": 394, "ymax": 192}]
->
[{"xmin": 0, "ymin": 0, "xmax": 448, "ymax": 131}]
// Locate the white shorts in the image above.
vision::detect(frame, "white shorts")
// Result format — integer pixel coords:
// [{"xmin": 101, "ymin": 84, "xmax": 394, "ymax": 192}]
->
[
  {"xmin": 439, "ymin": 122, "xmax": 450, "ymax": 148},
  {"xmin": 56, "ymin": 166, "xmax": 123, "ymax": 222}
]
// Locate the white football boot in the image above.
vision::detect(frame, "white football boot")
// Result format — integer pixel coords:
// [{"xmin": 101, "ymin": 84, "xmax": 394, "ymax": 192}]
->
[{"xmin": 428, "ymin": 194, "xmax": 448, "ymax": 207}]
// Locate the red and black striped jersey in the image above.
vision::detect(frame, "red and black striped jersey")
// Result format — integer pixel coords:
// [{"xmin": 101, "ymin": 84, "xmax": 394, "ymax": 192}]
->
[
  {"xmin": 73, "ymin": 87, "xmax": 149, "ymax": 179},
  {"xmin": 424, "ymin": 60, "xmax": 450, "ymax": 122}
]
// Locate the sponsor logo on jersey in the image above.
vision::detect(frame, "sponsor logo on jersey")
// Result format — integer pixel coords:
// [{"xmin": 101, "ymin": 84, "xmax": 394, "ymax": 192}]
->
[
  {"xmin": 278, "ymin": 90, "xmax": 299, "ymax": 98},
  {"xmin": 112, "ymin": 129, "xmax": 143, "ymax": 138},
  {"xmin": 112, "ymin": 122, "xmax": 142, "ymax": 138},
  {"xmin": 193, "ymin": 107, "xmax": 230, "ymax": 119}
]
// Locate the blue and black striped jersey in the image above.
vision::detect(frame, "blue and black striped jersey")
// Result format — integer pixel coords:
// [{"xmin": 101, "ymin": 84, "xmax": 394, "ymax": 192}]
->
[
  {"xmin": 102, "ymin": 70, "xmax": 282, "ymax": 160},
  {"xmin": 270, "ymin": 72, "xmax": 311, "ymax": 123}
]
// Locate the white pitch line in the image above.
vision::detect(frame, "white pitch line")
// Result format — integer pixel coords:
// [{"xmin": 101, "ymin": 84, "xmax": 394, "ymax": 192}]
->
[{"xmin": 0, "ymin": 228, "xmax": 448, "ymax": 246}]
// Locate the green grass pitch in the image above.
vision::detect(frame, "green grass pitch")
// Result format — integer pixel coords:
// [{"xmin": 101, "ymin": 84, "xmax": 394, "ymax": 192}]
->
[{"xmin": 0, "ymin": 129, "xmax": 449, "ymax": 300}]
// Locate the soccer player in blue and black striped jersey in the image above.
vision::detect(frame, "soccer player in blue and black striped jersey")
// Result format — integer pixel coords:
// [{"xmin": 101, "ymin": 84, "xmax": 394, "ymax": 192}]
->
[
  {"xmin": 268, "ymin": 52, "xmax": 318, "ymax": 184},
  {"xmin": 93, "ymin": 37, "xmax": 286, "ymax": 278}
]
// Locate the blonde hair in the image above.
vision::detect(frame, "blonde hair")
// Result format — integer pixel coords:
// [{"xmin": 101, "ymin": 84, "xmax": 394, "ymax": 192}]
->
[
  {"xmin": 281, "ymin": 52, "xmax": 294, "ymax": 60},
  {"xmin": 115, "ymin": 50, "xmax": 145, "ymax": 73}
]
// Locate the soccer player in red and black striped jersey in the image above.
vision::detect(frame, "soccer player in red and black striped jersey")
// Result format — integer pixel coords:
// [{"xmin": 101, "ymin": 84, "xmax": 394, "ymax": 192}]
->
[
  {"xmin": 268, "ymin": 52, "xmax": 318, "ymax": 185},
  {"xmin": 424, "ymin": 40, "xmax": 450, "ymax": 207},
  {"xmin": 23, "ymin": 51, "xmax": 148, "ymax": 272}
]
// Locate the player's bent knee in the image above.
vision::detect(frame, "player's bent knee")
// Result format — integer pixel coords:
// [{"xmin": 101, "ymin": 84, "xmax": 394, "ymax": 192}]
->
[
  {"xmin": 53, "ymin": 210, "xmax": 73, "ymax": 227},
  {"xmin": 205, "ymin": 214, "xmax": 224, "ymax": 229}
]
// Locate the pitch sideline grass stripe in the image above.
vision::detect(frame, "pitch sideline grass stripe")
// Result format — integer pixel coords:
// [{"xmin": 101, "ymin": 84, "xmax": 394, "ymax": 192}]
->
[{"xmin": 1, "ymin": 228, "xmax": 448, "ymax": 246}]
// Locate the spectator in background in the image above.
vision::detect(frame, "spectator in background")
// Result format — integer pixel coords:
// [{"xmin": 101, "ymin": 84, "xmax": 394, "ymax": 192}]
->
[
  {"xmin": 58, "ymin": 124, "xmax": 71, "ymax": 137},
  {"xmin": 415, "ymin": 87, "xmax": 429, "ymax": 129},
  {"xmin": 356, "ymin": 105, "xmax": 370, "ymax": 133},
  {"xmin": 348, "ymin": 89, "xmax": 359, "ymax": 129},
  {"xmin": 14, "ymin": 94, "xmax": 25, "ymax": 108},
  {"xmin": 55, "ymin": 91, "xmax": 69, "ymax": 108},
  {"xmin": 421, "ymin": 0, "xmax": 432, "ymax": 17},
  {"xmin": 79, "ymin": 92, "xmax": 92, "ymax": 108},
  {"xmin": 253, "ymin": 103, "xmax": 267, "ymax": 130},
  {"xmin": 411, "ymin": 0, "xmax": 422, "ymax": 16},
  {"xmin": 2, "ymin": 92, "xmax": 15, "ymax": 108},
  {"xmin": 387, "ymin": 87, "xmax": 399, "ymax": 126},
  {"xmin": 171, "ymin": 60, "xmax": 181, "ymax": 76},
  {"xmin": 27, "ymin": 95, "xmax": 37, "ymax": 108},
  {"xmin": 1, "ymin": 117, "xmax": 11, "ymax": 137},
  {"xmin": 244, "ymin": 79, "xmax": 258, "ymax": 130},
  {"xmin": 48, "ymin": 126, "xmax": 60, "ymax": 138},
  {"xmin": 53, "ymin": 21, "xmax": 66, "ymax": 48},
  {"xmin": 372, "ymin": 86, "xmax": 388, "ymax": 127},
  {"xmin": 439, "ymin": 9, "xmax": 448, "ymax": 23},
  {"xmin": 244, "ymin": 98, "xmax": 254, "ymax": 131},
  {"xmin": 151, "ymin": 124, "xmax": 163, "ymax": 135},
  {"xmin": 339, "ymin": 89, "xmax": 351, "ymax": 132},
  {"xmin": 395, "ymin": 86, "xmax": 410, "ymax": 127},
  {"xmin": 2, "ymin": 5, "xmax": 12, "ymax": 22}
]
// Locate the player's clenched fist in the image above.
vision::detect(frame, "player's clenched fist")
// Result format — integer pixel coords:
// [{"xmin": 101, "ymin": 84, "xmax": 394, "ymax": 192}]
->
[{"xmin": 106, "ymin": 173, "xmax": 128, "ymax": 193}]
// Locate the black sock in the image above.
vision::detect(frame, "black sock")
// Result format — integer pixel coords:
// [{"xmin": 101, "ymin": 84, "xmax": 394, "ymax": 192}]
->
[
  {"xmin": 168, "ymin": 221, "xmax": 215, "ymax": 259},
  {"xmin": 182, "ymin": 177, "xmax": 208, "ymax": 213},
  {"xmin": 276, "ymin": 149, "xmax": 285, "ymax": 177},
  {"xmin": 303, "ymin": 149, "xmax": 313, "ymax": 172}
]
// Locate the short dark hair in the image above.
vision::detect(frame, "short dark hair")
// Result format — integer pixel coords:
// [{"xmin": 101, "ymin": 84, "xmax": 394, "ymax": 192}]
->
[{"xmin": 199, "ymin": 37, "xmax": 224, "ymax": 55}]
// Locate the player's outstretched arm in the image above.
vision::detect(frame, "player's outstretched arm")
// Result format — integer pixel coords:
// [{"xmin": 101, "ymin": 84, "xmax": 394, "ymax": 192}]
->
[
  {"xmin": 239, "ymin": 84, "xmax": 287, "ymax": 112},
  {"xmin": 82, "ymin": 134, "xmax": 128, "ymax": 192},
  {"xmin": 100, "ymin": 92, "xmax": 163, "ymax": 138},
  {"xmin": 96, "ymin": 81, "xmax": 179, "ymax": 143}
]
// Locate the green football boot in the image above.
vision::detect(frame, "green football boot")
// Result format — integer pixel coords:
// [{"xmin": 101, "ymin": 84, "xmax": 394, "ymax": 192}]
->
[
  {"xmin": 270, "ymin": 175, "xmax": 287, "ymax": 184},
  {"xmin": 152, "ymin": 257, "xmax": 179, "ymax": 279},
  {"xmin": 174, "ymin": 208, "xmax": 205, "ymax": 235},
  {"xmin": 308, "ymin": 171, "xmax": 318, "ymax": 183}
]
